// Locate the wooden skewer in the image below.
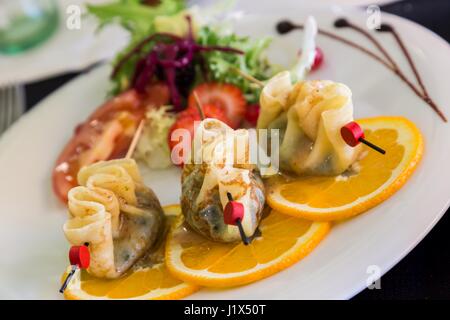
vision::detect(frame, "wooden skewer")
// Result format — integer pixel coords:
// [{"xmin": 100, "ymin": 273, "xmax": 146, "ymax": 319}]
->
[
  {"xmin": 61, "ymin": 124, "xmax": 145, "ymax": 294},
  {"xmin": 231, "ymin": 67, "xmax": 265, "ymax": 88},
  {"xmin": 195, "ymin": 93, "xmax": 250, "ymax": 245},
  {"xmin": 193, "ymin": 91, "xmax": 205, "ymax": 120},
  {"xmin": 125, "ymin": 119, "xmax": 145, "ymax": 159}
]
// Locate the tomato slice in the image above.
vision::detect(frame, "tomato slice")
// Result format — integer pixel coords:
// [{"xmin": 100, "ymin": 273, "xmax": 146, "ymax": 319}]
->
[{"xmin": 52, "ymin": 83, "xmax": 170, "ymax": 203}]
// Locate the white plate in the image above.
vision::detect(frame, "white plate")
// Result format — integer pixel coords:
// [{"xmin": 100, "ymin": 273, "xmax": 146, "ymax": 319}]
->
[
  {"xmin": 0, "ymin": 0, "xmax": 128, "ymax": 86},
  {"xmin": 0, "ymin": 0, "xmax": 449, "ymax": 299}
]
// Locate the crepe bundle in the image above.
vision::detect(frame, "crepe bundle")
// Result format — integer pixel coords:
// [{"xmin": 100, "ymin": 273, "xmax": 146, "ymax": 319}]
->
[
  {"xmin": 63, "ymin": 159, "xmax": 164, "ymax": 279},
  {"xmin": 258, "ymin": 71, "xmax": 362, "ymax": 176},
  {"xmin": 181, "ymin": 119, "xmax": 265, "ymax": 242}
]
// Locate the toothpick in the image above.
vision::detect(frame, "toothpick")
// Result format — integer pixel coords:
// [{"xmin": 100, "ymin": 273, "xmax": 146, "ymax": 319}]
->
[
  {"xmin": 59, "ymin": 265, "xmax": 77, "ymax": 293},
  {"xmin": 193, "ymin": 91, "xmax": 205, "ymax": 120},
  {"xmin": 125, "ymin": 120, "xmax": 145, "ymax": 159},
  {"xmin": 231, "ymin": 67, "xmax": 265, "ymax": 88},
  {"xmin": 359, "ymin": 138, "xmax": 386, "ymax": 155},
  {"xmin": 225, "ymin": 192, "xmax": 249, "ymax": 246}
]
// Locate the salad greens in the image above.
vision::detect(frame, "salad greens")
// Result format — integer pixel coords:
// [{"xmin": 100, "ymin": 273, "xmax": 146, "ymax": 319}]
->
[
  {"xmin": 87, "ymin": 0, "xmax": 274, "ymax": 104},
  {"xmin": 88, "ymin": 0, "xmax": 186, "ymax": 94},
  {"xmin": 197, "ymin": 26, "xmax": 272, "ymax": 103},
  {"xmin": 88, "ymin": 0, "xmax": 185, "ymax": 38}
]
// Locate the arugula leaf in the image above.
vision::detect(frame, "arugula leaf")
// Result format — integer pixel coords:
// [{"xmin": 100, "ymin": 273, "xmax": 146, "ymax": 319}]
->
[
  {"xmin": 197, "ymin": 26, "xmax": 273, "ymax": 104},
  {"xmin": 87, "ymin": 0, "xmax": 186, "ymax": 94},
  {"xmin": 87, "ymin": 0, "xmax": 275, "ymax": 103}
]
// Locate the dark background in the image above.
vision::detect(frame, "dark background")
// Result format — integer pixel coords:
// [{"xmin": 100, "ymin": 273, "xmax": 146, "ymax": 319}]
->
[{"xmin": 22, "ymin": 0, "xmax": 450, "ymax": 299}]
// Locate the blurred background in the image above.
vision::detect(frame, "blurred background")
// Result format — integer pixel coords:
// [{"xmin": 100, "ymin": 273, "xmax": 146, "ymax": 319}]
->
[{"xmin": 0, "ymin": 0, "xmax": 448, "ymax": 299}]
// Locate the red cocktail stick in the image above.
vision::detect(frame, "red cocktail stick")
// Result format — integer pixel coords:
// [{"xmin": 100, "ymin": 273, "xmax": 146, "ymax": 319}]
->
[
  {"xmin": 341, "ymin": 121, "xmax": 386, "ymax": 154},
  {"xmin": 60, "ymin": 244, "xmax": 90, "ymax": 293},
  {"xmin": 224, "ymin": 192, "xmax": 249, "ymax": 245}
]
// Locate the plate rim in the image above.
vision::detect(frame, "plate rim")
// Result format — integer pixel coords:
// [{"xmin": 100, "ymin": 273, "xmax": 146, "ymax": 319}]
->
[{"xmin": 1, "ymin": 1, "xmax": 449, "ymax": 299}]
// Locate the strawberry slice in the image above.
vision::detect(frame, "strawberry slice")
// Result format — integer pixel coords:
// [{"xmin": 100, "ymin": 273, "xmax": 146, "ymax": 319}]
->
[
  {"xmin": 168, "ymin": 104, "xmax": 230, "ymax": 166},
  {"xmin": 245, "ymin": 104, "xmax": 260, "ymax": 127},
  {"xmin": 185, "ymin": 103, "xmax": 231, "ymax": 125},
  {"xmin": 311, "ymin": 47, "xmax": 324, "ymax": 71},
  {"xmin": 187, "ymin": 83, "xmax": 246, "ymax": 129}
]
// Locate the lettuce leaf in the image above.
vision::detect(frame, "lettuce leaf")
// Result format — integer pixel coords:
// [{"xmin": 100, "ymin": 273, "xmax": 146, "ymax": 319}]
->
[
  {"xmin": 87, "ymin": 0, "xmax": 186, "ymax": 94},
  {"xmin": 197, "ymin": 26, "xmax": 273, "ymax": 104},
  {"xmin": 87, "ymin": 0, "xmax": 274, "ymax": 104}
]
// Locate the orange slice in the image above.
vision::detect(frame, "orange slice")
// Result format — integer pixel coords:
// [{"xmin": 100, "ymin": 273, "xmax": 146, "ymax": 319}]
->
[
  {"xmin": 165, "ymin": 210, "xmax": 330, "ymax": 287},
  {"xmin": 63, "ymin": 205, "xmax": 199, "ymax": 300},
  {"xmin": 266, "ymin": 116, "xmax": 423, "ymax": 221}
]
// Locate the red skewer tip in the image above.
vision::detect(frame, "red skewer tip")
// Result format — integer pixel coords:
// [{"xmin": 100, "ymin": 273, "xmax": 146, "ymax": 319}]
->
[
  {"xmin": 69, "ymin": 245, "xmax": 90, "ymax": 269},
  {"xmin": 224, "ymin": 192, "xmax": 249, "ymax": 245},
  {"xmin": 224, "ymin": 200, "xmax": 244, "ymax": 226},
  {"xmin": 341, "ymin": 121, "xmax": 365, "ymax": 147}
]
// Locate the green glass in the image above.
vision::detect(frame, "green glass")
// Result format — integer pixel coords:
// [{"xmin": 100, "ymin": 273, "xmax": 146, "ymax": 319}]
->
[{"xmin": 0, "ymin": 0, "xmax": 59, "ymax": 55}]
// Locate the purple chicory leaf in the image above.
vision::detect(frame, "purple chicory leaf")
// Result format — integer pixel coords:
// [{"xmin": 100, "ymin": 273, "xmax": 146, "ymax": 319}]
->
[
  {"xmin": 114, "ymin": 15, "xmax": 243, "ymax": 111},
  {"xmin": 134, "ymin": 52, "xmax": 157, "ymax": 93}
]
